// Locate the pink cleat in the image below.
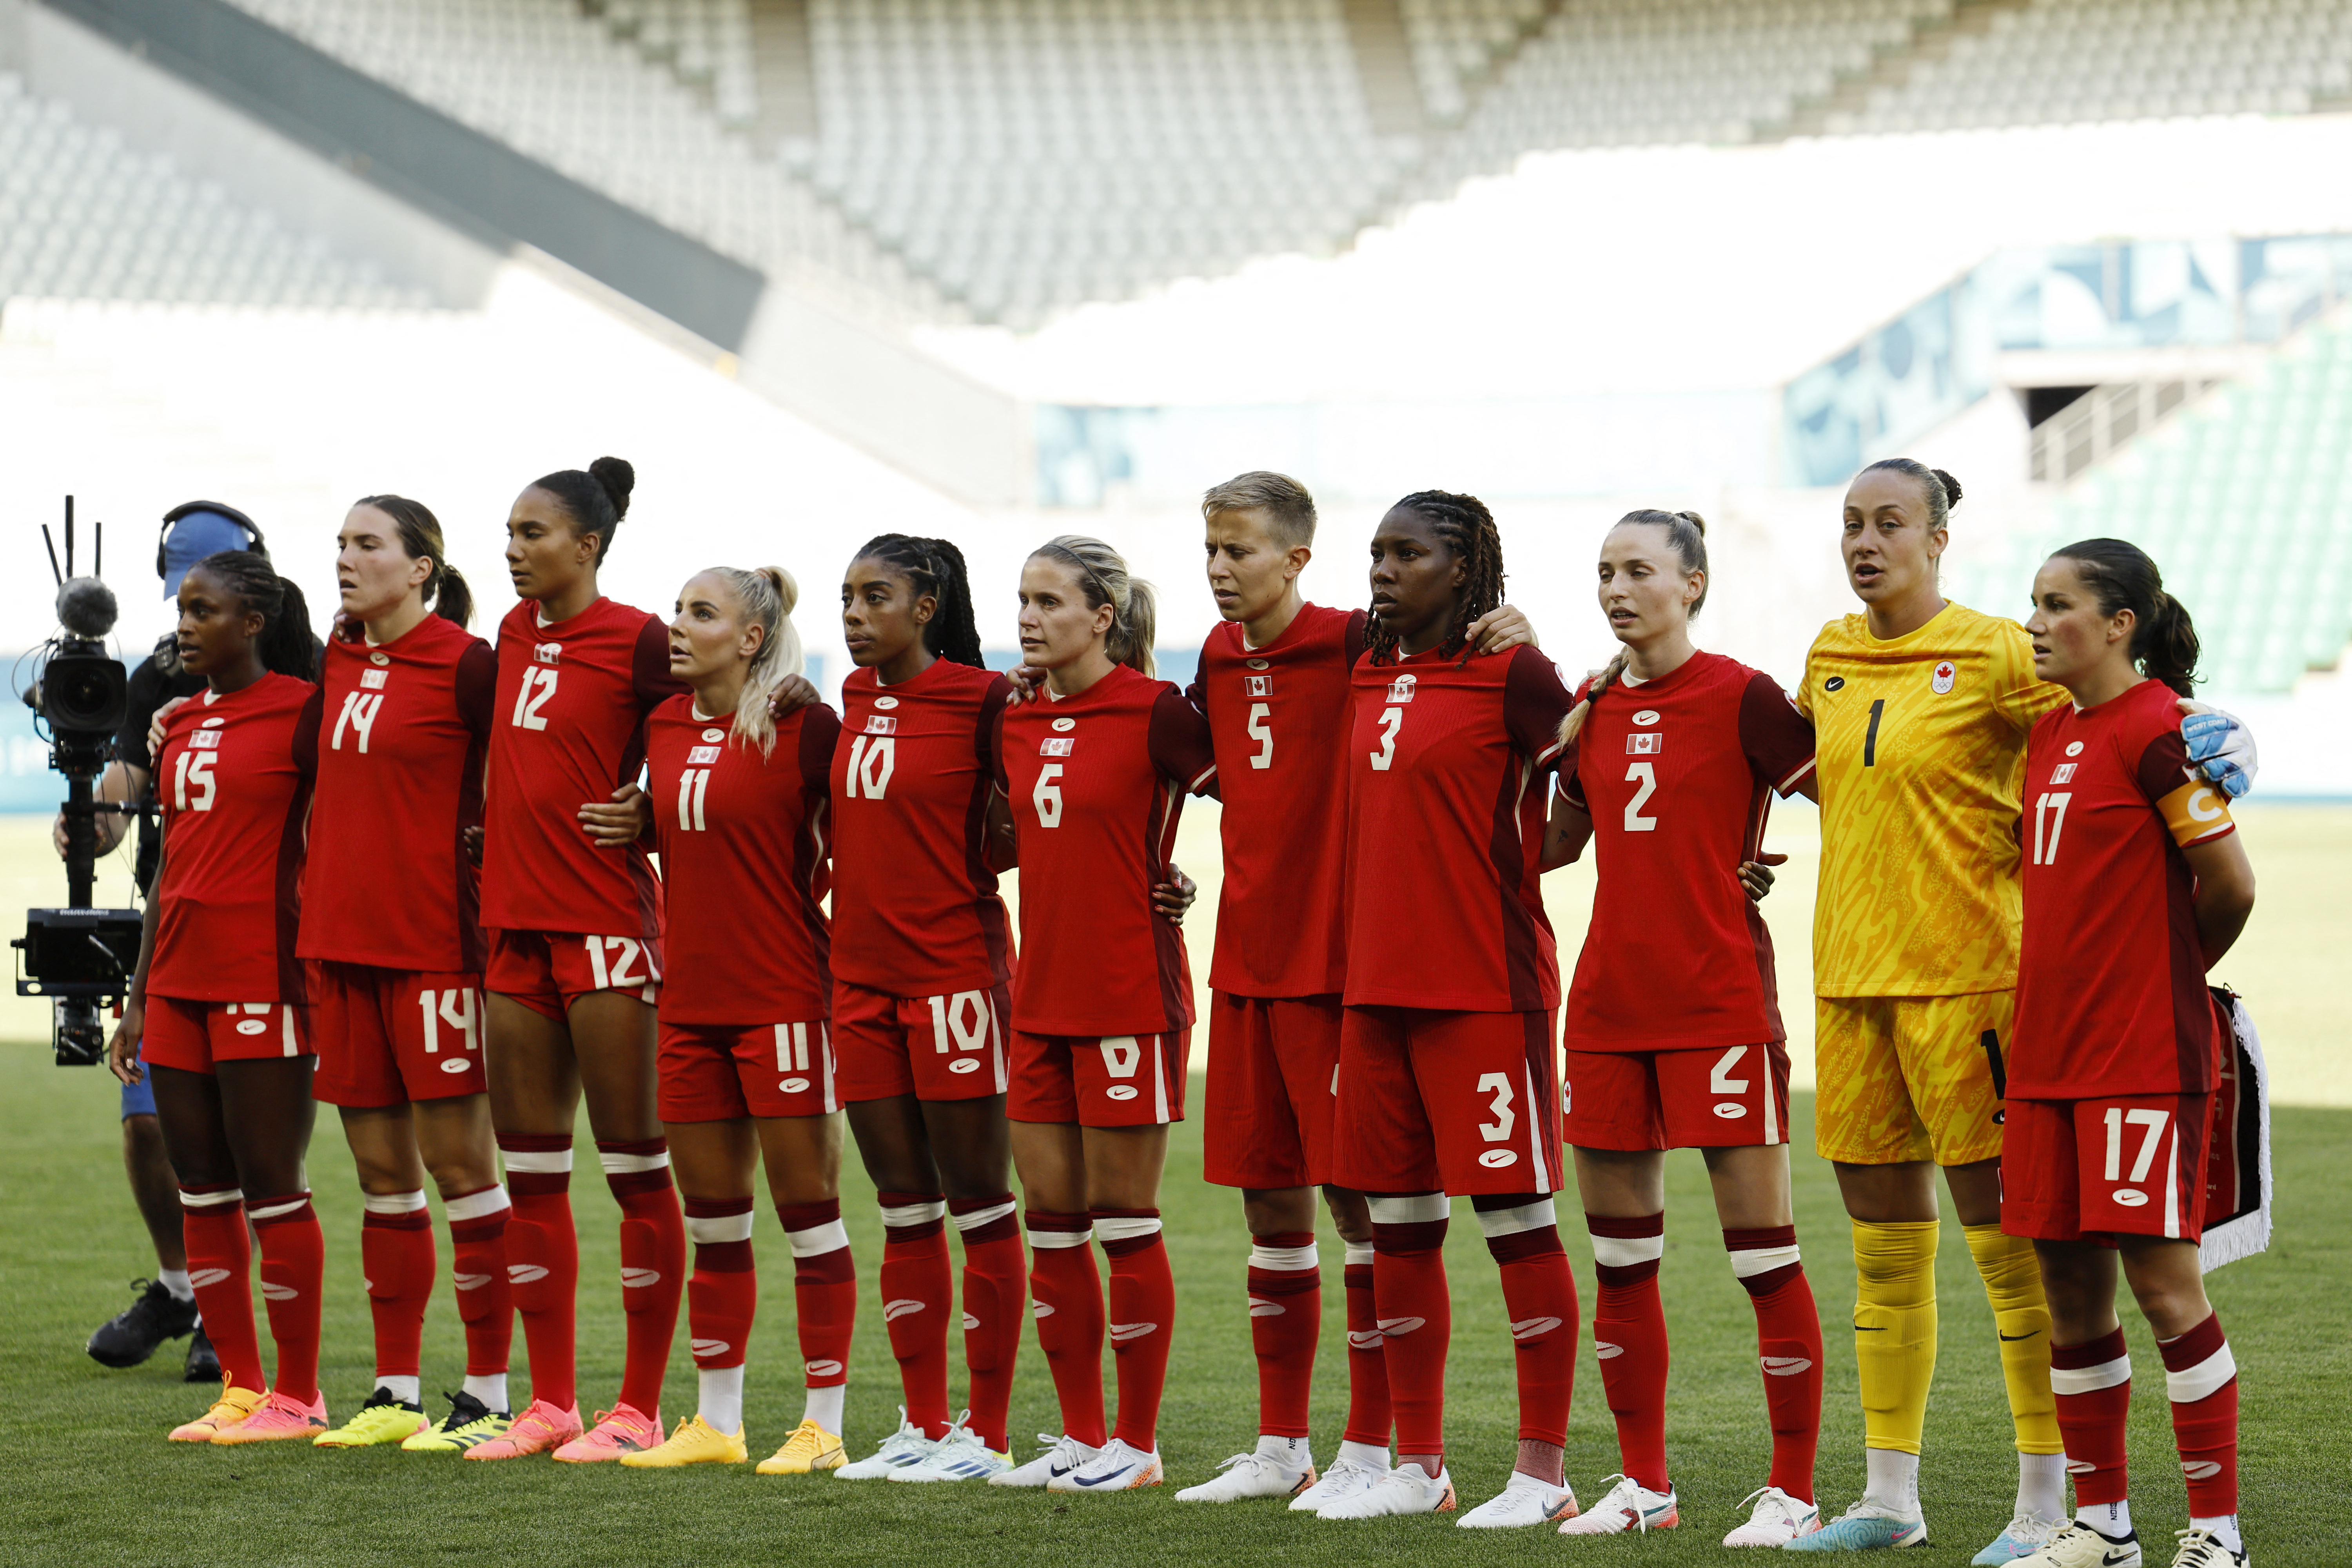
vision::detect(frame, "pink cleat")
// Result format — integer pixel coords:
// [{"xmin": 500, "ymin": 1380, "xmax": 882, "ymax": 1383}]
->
[
  {"xmin": 552, "ymin": 1404, "xmax": 662, "ymax": 1463},
  {"xmin": 168, "ymin": 1385, "xmax": 265, "ymax": 1443},
  {"xmin": 211, "ymin": 1389, "xmax": 329, "ymax": 1444},
  {"xmin": 463, "ymin": 1399, "xmax": 584, "ymax": 1461}
]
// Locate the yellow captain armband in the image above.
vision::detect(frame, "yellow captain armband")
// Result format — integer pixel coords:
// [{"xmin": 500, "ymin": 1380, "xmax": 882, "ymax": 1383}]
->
[{"xmin": 2158, "ymin": 777, "xmax": 2235, "ymax": 847}]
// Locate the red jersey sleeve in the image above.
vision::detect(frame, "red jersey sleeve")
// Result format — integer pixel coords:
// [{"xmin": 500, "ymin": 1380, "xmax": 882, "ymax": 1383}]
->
[
  {"xmin": 1149, "ymin": 685, "xmax": 1219, "ymax": 797},
  {"xmin": 632, "ymin": 617, "xmax": 688, "ymax": 710},
  {"xmin": 799, "ymin": 702, "xmax": 842, "ymax": 906},
  {"xmin": 457, "ymin": 639, "xmax": 497, "ymax": 740},
  {"xmin": 292, "ymin": 686, "xmax": 323, "ymax": 780},
  {"xmin": 1738, "ymin": 671, "xmax": 1818, "ymax": 796},
  {"xmin": 1503, "ymin": 647, "xmax": 1575, "ymax": 769}
]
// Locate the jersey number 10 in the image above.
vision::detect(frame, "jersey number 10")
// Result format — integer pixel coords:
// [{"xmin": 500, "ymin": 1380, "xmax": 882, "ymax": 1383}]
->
[{"xmin": 844, "ymin": 735, "xmax": 895, "ymax": 800}]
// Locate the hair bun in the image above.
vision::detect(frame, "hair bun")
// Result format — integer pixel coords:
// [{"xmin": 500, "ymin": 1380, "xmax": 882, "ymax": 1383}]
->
[
  {"xmin": 1675, "ymin": 510, "xmax": 1708, "ymax": 536},
  {"xmin": 759, "ymin": 565, "xmax": 798, "ymax": 615},
  {"xmin": 589, "ymin": 456, "xmax": 635, "ymax": 519},
  {"xmin": 1930, "ymin": 468, "xmax": 1963, "ymax": 509}
]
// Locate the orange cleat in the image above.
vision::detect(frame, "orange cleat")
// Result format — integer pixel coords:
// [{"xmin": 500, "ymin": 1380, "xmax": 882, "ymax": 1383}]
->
[
  {"xmin": 552, "ymin": 1403, "xmax": 662, "ymax": 1463},
  {"xmin": 168, "ymin": 1385, "xmax": 265, "ymax": 1443},
  {"xmin": 462, "ymin": 1398, "xmax": 584, "ymax": 1462},
  {"xmin": 212, "ymin": 1389, "xmax": 329, "ymax": 1444}
]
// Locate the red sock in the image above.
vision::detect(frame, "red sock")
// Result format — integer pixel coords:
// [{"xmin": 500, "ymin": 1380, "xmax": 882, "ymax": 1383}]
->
[
  {"xmin": 602, "ymin": 1138, "xmax": 685, "ymax": 1418},
  {"xmin": 180, "ymin": 1183, "xmax": 263, "ymax": 1392},
  {"xmin": 684, "ymin": 1196, "xmax": 755, "ymax": 1383},
  {"xmin": 1248, "ymin": 1230, "xmax": 1320, "ymax": 1440},
  {"xmin": 878, "ymin": 1191, "xmax": 953, "ymax": 1438},
  {"xmin": 2159, "ymin": 1311, "xmax": 2239, "ymax": 1517},
  {"xmin": 501, "ymin": 1134, "xmax": 579, "ymax": 1410},
  {"xmin": 1097, "ymin": 1209, "xmax": 1174, "ymax": 1452},
  {"xmin": 1341, "ymin": 1247, "xmax": 1394, "ymax": 1448},
  {"xmin": 779, "ymin": 1199, "xmax": 855, "ymax": 1399},
  {"xmin": 250, "ymin": 1192, "xmax": 325, "ymax": 1405},
  {"xmin": 2051, "ymin": 1327, "xmax": 2133, "ymax": 1506},
  {"xmin": 1025, "ymin": 1211, "xmax": 1106, "ymax": 1447},
  {"xmin": 1728, "ymin": 1225, "xmax": 1822, "ymax": 1504},
  {"xmin": 1369, "ymin": 1196, "xmax": 1451, "ymax": 1460},
  {"xmin": 951, "ymin": 1194, "xmax": 1025, "ymax": 1453},
  {"xmin": 1589, "ymin": 1212, "xmax": 1668, "ymax": 1490},
  {"xmin": 361, "ymin": 1193, "xmax": 435, "ymax": 1383},
  {"xmin": 445, "ymin": 1185, "xmax": 514, "ymax": 1381},
  {"xmin": 1488, "ymin": 1219, "xmax": 1577, "ymax": 1450}
]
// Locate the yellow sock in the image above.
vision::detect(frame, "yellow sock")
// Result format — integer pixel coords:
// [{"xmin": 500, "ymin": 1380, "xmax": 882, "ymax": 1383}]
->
[
  {"xmin": 1964, "ymin": 1221, "xmax": 2063, "ymax": 1457},
  {"xmin": 1851, "ymin": 1218, "xmax": 1939, "ymax": 1456}
]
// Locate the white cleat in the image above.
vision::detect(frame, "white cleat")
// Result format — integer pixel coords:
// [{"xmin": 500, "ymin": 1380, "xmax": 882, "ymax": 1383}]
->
[
  {"xmin": 1722, "ymin": 1485, "xmax": 1822, "ymax": 1547},
  {"xmin": 1556, "ymin": 1473, "xmax": 1679, "ymax": 1535},
  {"xmin": 1047, "ymin": 1436, "xmax": 1163, "ymax": 1493},
  {"xmin": 2164, "ymin": 1527, "xmax": 2246, "ymax": 1568},
  {"xmin": 2008, "ymin": 1522, "xmax": 2144, "ymax": 1568},
  {"xmin": 889, "ymin": 1417, "xmax": 1010, "ymax": 1483},
  {"xmin": 832, "ymin": 1409, "xmax": 938, "ymax": 1480},
  {"xmin": 1176, "ymin": 1449, "xmax": 1317, "ymax": 1501},
  {"xmin": 990, "ymin": 1432, "xmax": 1100, "ymax": 1488},
  {"xmin": 1457, "ymin": 1470, "xmax": 1579, "ymax": 1529},
  {"xmin": 1289, "ymin": 1450, "xmax": 1390, "ymax": 1512},
  {"xmin": 1317, "ymin": 1463, "xmax": 1457, "ymax": 1520}
]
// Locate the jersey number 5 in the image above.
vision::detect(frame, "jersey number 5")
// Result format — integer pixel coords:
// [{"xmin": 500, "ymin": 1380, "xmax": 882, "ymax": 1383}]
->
[
  {"xmin": 1248, "ymin": 702, "xmax": 1273, "ymax": 769},
  {"xmin": 1368, "ymin": 707, "xmax": 1403, "ymax": 770},
  {"xmin": 512, "ymin": 668, "xmax": 559, "ymax": 731},
  {"xmin": 172, "ymin": 749, "xmax": 217, "ymax": 812}
]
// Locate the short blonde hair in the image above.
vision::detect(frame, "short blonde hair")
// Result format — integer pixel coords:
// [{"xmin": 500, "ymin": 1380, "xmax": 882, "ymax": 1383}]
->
[{"xmin": 1201, "ymin": 470, "xmax": 1317, "ymax": 550}]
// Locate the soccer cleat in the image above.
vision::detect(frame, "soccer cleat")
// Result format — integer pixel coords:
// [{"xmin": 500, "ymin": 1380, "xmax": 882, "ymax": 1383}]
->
[
  {"xmin": 758, "ymin": 1417, "xmax": 847, "ymax": 1474},
  {"xmin": 1290, "ymin": 1450, "xmax": 1390, "ymax": 1512},
  {"xmin": 620, "ymin": 1413, "xmax": 748, "ymax": 1468},
  {"xmin": 87, "ymin": 1279, "xmax": 199, "ymax": 1369},
  {"xmin": 991, "ymin": 1433, "xmax": 1101, "ymax": 1489},
  {"xmin": 1176, "ymin": 1450, "xmax": 1318, "ymax": 1502},
  {"xmin": 212, "ymin": 1388, "xmax": 329, "ymax": 1444},
  {"xmin": 834, "ymin": 1409, "xmax": 940, "ymax": 1479},
  {"xmin": 892, "ymin": 1419, "xmax": 1012, "ymax": 1483},
  {"xmin": 183, "ymin": 1325, "xmax": 220, "ymax": 1384},
  {"xmin": 2007, "ymin": 1521, "xmax": 2143, "ymax": 1568},
  {"xmin": 462, "ymin": 1398, "xmax": 583, "ymax": 1461},
  {"xmin": 1457, "ymin": 1470, "xmax": 1579, "ymax": 1528},
  {"xmin": 2165, "ymin": 1528, "xmax": 2247, "ymax": 1568},
  {"xmin": 1974, "ymin": 1512, "xmax": 2067, "ymax": 1563},
  {"xmin": 552, "ymin": 1403, "xmax": 662, "ymax": 1463},
  {"xmin": 1047, "ymin": 1437, "xmax": 1163, "ymax": 1493},
  {"xmin": 1726, "ymin": 1486, "xmax": 1824, "ymax": 1548},
  {"xmin": 1316, "ymin": 1462, "xmax": 1455, "ymax": 1519},
  {"xmin": 1558, "ymin": 1473, "xmax": 1679, "ymax": 1535},
  {"xmin": 313, "ymin": 1388, "xmax": 427, "ymax": 1447},
  {"xmin": 1782, "ymin": 1497, "xmax": 1929, "ymax": 1551},
  {"xmin": 403, "ymin": 1391, "xmax": 512, "ymax": 1453},
  {"xmin": 167, "ymin": 1385, "xmax": 265, "ymax": 1443}
]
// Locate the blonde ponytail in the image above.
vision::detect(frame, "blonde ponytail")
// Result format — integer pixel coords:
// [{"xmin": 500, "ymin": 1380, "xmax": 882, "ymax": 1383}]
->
[
  {"xmin": 707, "ymin": 565, "xmax": 801, "ymax": 757},
  {"xmin": 1031, "ymin": 534, "xmax": 1156, "ymax": 677}
]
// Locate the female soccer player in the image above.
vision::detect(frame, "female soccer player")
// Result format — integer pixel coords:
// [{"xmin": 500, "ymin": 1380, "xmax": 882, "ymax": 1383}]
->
[
  {"xmin": 1540, "ymin": 510, "xmax": 1826, "ymax": 1546},
  {"xmin": 107, "ymin": 552, "xmax": 325, "ymax": 1443},
  {"xmin": 987, "ymin": 536, "xmax": 1217, "ymax": 1495},
  {"xmin": 301, "ymin": 497, "xmax": 516, "ymax": 1454},
  {"xmin": 2004, "ymin": 541, "xmax": 2254, "ymax": 1568},
  {"xmin": 464, "ymin": 457, "xmax": 691, "ymax": 1463},
  {"xmin": 1323, "ymin": 491, "xmax": 1583, "ymax": 1527}
]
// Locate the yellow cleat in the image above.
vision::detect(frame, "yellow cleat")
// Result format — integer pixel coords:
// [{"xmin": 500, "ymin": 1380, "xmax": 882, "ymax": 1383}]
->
[
  {"xmin": 168, "ymin": 1384, "xmax": 265, "ymax": 1443},
  {"xmin": 621, "ymin": 1414, "xmax": 749, "ymax": 1468},
  {"xmin": 402, "ymin": 1391, "xmax": 512, "ymax": 1454},
  {"xmin": 757, "ymin": 1417, "xmax": 846, "ymax": 1474},
  {"xmin": 315, "ymin": 1390, "xmax": 428, "ymax": 1447}
]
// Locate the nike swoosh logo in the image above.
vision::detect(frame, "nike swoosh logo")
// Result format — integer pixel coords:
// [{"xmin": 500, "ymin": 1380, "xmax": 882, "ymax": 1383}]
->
[
  {"xmin": 1852, "ymin": 1324, "xmax": 1887, "ymax": 1332},
  {"xmin": 1998, "ymin": 1330, "xmax": 2041, "ymax": 1341},
  {"xmin": 1073, "ymin": 1468, "xmax": 1136, "ymax": 1488}
]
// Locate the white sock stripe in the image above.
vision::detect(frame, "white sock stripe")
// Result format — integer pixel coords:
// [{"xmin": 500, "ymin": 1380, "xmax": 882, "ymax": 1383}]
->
[
  {"xmin": 598, "ymin": 1148, "xmax": 670, "ymax": 1175},
  {"xmin": 1475, "ymin": 1198, "xmax": 1558, "ymax": 1238},
  {"xmin": 179, "ymin": 1187, "xmax": 245, "ymax": 1209},
  {"xmin": 443, "ymin": 1185, "xmax": 511, "ymax": 1223},
  {"xmin": 363, "ymin": 1189, "xmax": 429, "ymax": 1216},
  {"xmin": 501, "ymin": 1148, "xmax": 573, "ymax": 1174},
  {"xmin": 949, "ymin": 1201, "xmax": 1016, "ymax": 1233},
  {"xmin": 786, "ymin": 1219, "xmax": 851, "ymax": 1258},
  {"xmin": 1026, "ymin": 1223, "xmax": 1094, "ymax": 1249},
  {"xmin": 1589, "ymin": 1232, "xmax": 1666, "ymax": 1269},
  {"xmin": 1249, "ymin": 1242, "xmax": 1320, "ymax": 1271},
  {"xmin": 2050, "ymin": 1354, "xmax": 2134, "ymax": 1396},
  {"xmin": 1093, "ymin": 1214, "xmax": 1162, "ymax": 1244},
  {"xmin": 1367, "ymin": 1193, "xmax": 1448, "ymax": 1225},
  {"xmin": 2165, "ymin": 1343, "xmax": 2238, "ymax": 1405},
  {"xmin": 248, "ymin": 1194, "xmax": 310, "ymax": 1221},
  {"xmin": 880, "ymin": 1200, "xmax": 946, "ymax": 1228},
  {"xmin": 1344, "ymin": 1244, "xmax": 1375, "ymax": 1268},
  {"xmin": 1729, "ymin": 1243, "xmax": 1803, "ymax": 1277},
  {"xmin": 688, "ymin": 1211, "xmax": 757, "ymax": 1246}
]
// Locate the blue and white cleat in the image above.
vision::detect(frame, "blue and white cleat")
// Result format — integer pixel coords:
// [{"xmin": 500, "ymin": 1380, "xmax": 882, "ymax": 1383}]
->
[
  {"xmin": 1782, "ymin": 1498, "xmax": 1929, "ymax": 1550},
  {"xmin": 1047, "ymin": 1436, "xmax": 1163, "ymax": 1492},
  {"xmin": 891, "ymin": 1416, "xmax": 1011, "ymax": 1483},
  {"xmin": 1975, "ymin": 1511, "xmax": 2066, "ymax": 1563},
  {"xmin": 991, "ymin": 1432, "xmax": 1100, "ymax": 1488},
  {"xmin": 1557, "ymin": 1473, "xmax": 1678, "ymax": 1535},
  {"xmin": 832, "ymin": 1408, "xmax": 938, "ymax": 1479}
]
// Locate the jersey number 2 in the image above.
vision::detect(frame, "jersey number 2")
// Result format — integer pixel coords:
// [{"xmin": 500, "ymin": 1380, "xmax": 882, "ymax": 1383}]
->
[
  {"xmin": 511, "ymin": 668, "xmax": 558, "ymax": 731},
  {"xmin": 1622, "ymin": 761, "xmax": 1659, "ymax": 831}
]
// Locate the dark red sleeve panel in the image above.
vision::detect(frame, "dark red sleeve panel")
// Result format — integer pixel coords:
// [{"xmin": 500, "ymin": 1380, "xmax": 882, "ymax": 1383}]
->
[
  {"xmin": 456, "ymin": 639, "xmax": 499, "ymax": 741},
  {"xmin": 1344, "ymin": 608, "xmax": 1372, "ymax": 668},
  {"xmin": 291, "ymin": 686, "xmax": 325, "ymax": 781},
  {"xmin": 1738, "ymin": 670, "xmax": 1818, "ymax": 795},
  {"xmin": 989, "ymin": 704, "xmax": 1011, "ymax": 794},
  {"xmin": 631, "ymin": 616, "xmax": 690, "ymax": 711},
  {"xmin": 1503, "ymin": 647, "xmax": 1575, "ymax": 768},
  {"xmin": 798, "ymin": 703, "xmax": 844, "ymax": 793},
  {"xmin": 977, "ymin": 674, "xmax": 1013, "ymax": 775},
  {"xmin": 2133, "ymin": 724, "xmax": 2195, "ymax": 807},
  {"xmin": 1150, "ymin": 684, "xmax": 1220, "ymax": 797}
]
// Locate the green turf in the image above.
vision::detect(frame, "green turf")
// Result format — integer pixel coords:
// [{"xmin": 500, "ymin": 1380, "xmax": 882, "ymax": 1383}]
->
[{"xmin": 2, "ymin": 1050, "xmax": 2341, "ymax": 1566}]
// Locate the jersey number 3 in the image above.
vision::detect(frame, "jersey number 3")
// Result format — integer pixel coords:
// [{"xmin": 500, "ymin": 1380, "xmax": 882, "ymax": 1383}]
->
[{"xmin": 1368, "ymin": 707, "xmax": 1403, "ymax": 770}]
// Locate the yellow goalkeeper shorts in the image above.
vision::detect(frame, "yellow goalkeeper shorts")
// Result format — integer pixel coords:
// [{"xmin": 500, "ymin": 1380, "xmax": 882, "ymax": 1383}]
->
[{"xmin": 1813, "ymin": 991, "xmax": 2011, "ymax": 1168}]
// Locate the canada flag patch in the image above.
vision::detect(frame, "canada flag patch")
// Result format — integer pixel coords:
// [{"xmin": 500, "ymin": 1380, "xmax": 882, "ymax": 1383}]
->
[{"xmin": 1931, "ymin": 660, "xmax": 1957, "ymax": 695}]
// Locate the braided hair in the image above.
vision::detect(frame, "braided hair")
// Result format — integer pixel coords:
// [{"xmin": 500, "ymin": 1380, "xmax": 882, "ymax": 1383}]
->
[
  {"xmin": 1365, "ymin": 489, "xmax": 1505, "ymax": 667},
  {"xmin": 190, "ymin": 550, "xmax": 316, "ymax": 681},
  {"xmin": 853, "ymin": 534, "xmax": 985, "ymax": 667}
]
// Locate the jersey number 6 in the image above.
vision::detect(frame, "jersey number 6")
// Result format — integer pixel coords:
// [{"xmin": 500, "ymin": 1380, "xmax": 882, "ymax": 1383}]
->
[{"xmin": 1033, "ymin": 762, "xmax": 1063, "ymax": 828}]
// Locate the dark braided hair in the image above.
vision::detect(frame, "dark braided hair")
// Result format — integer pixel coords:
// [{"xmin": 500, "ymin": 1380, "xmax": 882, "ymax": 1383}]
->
[
  {"xmin": 854, "ymin": 534, "xmax": 985, "ymax": 668},
  {"xmin": 1365, "ymin": 489, "xmax": 1505, "ymax": 667},
  {"xmin": 190, "ymin": 550, "xmax": 316, "ymax": 681},
  {"xmin": 530, "ymin": 456, "xmax": 635, "ymax": 564}
]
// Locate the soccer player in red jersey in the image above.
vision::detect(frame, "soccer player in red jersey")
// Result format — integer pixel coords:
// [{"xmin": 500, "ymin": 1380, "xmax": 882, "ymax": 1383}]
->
[
  {"xmin": 990, "ymin": 536, "xmax": 1218, "ymax": 1495},
  {"xmin": 466, "ymin": 457, "xmax": 692, "ymax": 1463},
  {"xmin": 2004, "ymin": 541, "xmax": 2256, "ymax": 1568},
  {"xmin": 1317, "ymin": 491, "xmax": 1581, "ymax": 1526},
  {"xmin": 107, "ymin": 552, "xmax": 327, "ymax": 1445},
  {"xmin": 1539, "ymin": 511, "xmax": 1828, "ymax": 1546},
  {"xmin": 298, "ymin": 498, "xmax": 516, "ymax": 1455}
]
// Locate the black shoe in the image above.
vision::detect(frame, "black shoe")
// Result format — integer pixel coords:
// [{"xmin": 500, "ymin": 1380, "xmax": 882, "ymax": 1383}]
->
[
  {"xmin": 183, "ymin": 1323, "xmax": 221, "ymax": 1383},
  {"xmin": 86, "ymin": 1279, "xmax": 198, "ymax": 1369}
]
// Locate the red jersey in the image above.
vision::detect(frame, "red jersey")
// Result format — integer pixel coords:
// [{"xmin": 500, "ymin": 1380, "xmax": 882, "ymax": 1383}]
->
[
  {"xmin": 480, "ymin": 596, "xmax": 684, "ymax": 938},
  {"xmin": 299, "ymin": 617, "xmax": 495, "ymax": 973},
  {"xmin": 150, "ymin": 673, "xmax": 321, "ymax": 1003},
  {"xmin": 1189, "ymin": 603, "xmax": 1366, "ymax": 999},
  {"xmin": 647, "ymin": 697, "xmax": 839, "ymax": 1025},
  {"xmin": 1344, "ymin": 644, "xmax": 1573, "ymax": 1013},
  {"xmin": 995, "ymin": 662, "xmax": 1219, "ymax": 1037},
  {"xmin": 1561, "ymin": 652, "xmax": 1817, "ymax": 1050},
  {"xmin": 2012, "ymin": 677, "xmax": 2235, "ymax": 1098},
  {"xmin": 829, "ymin": 659, "xmax": 1014, "ymax": 996}
]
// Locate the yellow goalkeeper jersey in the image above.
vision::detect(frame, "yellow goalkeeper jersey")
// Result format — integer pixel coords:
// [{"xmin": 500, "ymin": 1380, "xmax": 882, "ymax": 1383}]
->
[{"xmin": 1797, "ymin": 601, "xmax": 2068, "ymax": 998}]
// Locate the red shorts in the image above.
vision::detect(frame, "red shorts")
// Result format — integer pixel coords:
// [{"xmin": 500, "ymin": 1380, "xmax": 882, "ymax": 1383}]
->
[
  {"xmin": 1564, "ymin": 1041, "xmax": 1791, "ymax": 1152},
  {"xmin": 2003, "ymin": 1093, "xmax": 2212, "ymax": 1243},
  {"xmin": 1332, "ymin": 1006, "xmax": 1562, "ymax": 1196},
  {"xmin": 486, "ymin": 929, "xmax": 662, "ymax": 1019},
  {"xmin": 1203, "ymin": 991, "xmax": 1342, "ymax": 1189},
  {"xmin": 659, "ymin": 1019, "xmax": 837, "ymax": 1122},
  {"xmin": 834, "ymin": 980, "xmax": 1010, "ymax": 1103},
  {"xmin": 143, "ymin": 996, "xmax": 312, "ymax": 1076},
  {"xmin": 311, "ymin": 963, "xmax": 486, "ymax": 1108},
  {"xmin": 1009, "ymin": 1029, "xmax": 1189, "ymax": 1128}
]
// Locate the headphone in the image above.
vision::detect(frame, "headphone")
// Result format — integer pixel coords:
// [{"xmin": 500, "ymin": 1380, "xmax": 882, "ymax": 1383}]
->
[{"xmin": 157, "ymin": 500, "xmax": 267, "ymax": 577}]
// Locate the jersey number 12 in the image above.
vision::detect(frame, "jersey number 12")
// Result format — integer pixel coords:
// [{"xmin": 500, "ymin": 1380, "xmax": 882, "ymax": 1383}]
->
[{"xmin": 511, "ymin": 668, "xmax": 559, "ymax": 731}]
